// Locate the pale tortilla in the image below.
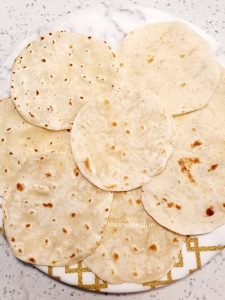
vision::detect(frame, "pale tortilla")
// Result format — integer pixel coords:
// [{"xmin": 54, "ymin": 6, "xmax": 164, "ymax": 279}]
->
[
  {"xmin": 11, "ymin": 31, "xmax": 117, "ymax": 130},
  {"xmin": 116, "ymin": 21, "xmax": 220, "ymax": 115},
  {"xmin": 84, "ymin": 189, "xmax": 184, "ymax": 284},
  {"xmin": 3, "ymin": 152, "xmax": 113, "ymax": 266},
  {"xmin": 142, "ymin": 123, "xmax": 225, "ymax": 235},
  {"xmin": 0, "ymin": 97, "xmax": 70, "ymax": 196},
  {"xmin": 71, "ymin": 88, "xmax": 174, "ymax": 191}
]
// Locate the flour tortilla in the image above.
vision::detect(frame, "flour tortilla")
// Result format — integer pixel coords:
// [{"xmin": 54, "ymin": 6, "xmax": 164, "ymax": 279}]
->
[
  {"xmin": 116, "ymin": 21, "xmax": 220, "ymax": 115},
  {"xmin": 3, "ymin": 152, "xmax": 112, "ymax": 266},
  {"xmin": 174, "ymin": 68, "xmax": 225, "ymax": 130},
  {"xmin": 84, "ymin": 189, "xmax": 184, "ymax": 284},
  {"xmin": 11, "ymin": 31, "xmax": 117, "ymax": 130},
  {"xmin": 71, "ymin": 88, "xmax": 174, "ymax": 191},
  {"xmin": 142, "ymin": 123, "xmax": 225, "ymax": 235},
  {"xmin": 0, "ymin": 98, "xmax": 71, "ymax": 196}
]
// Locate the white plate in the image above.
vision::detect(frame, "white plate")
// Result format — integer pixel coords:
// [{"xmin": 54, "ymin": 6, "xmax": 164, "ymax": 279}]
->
[{"xmin": 0, "ymin": 4, "xmax": 225, "ymax": 294}]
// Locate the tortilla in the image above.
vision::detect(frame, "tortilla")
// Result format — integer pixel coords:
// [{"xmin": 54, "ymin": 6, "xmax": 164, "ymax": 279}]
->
[
  {"xmin": 174, "ymin": 68, "xmax": 225, "ymax": 130},
  {"xmin": 116, "ymin": 21, "xmax": 220, "ymax": 115},
  {"xmin": 71, "ymin": 88, "xmax": 174, "ymax": 191},
  {"xmin": 0, "ymin": 97, "xmax": 70, "ymax": 196},
  {"xmin": 11, "ymin": 31, "xmax": 117, "ymax": 130},
  {"xmin": 84, "ymin": 189, "xmax": 184, "ymax": 284},
  {"xmin": 142, "ymin": 123, "xmax": 225, "ymax": 235},
  {"xmin": 3, "ymin": 152, "xmax": 113, "ymax": 266}
]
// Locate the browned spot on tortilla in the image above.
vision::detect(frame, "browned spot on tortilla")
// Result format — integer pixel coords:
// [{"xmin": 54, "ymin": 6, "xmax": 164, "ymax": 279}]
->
[
  {"xmin": 133, "ymin": 247, "xmax": 138, "ymax": 252},
  {"xmin": 74, "ymin": 167, "xmax": 79, "ymax": 176},
  {"xmin": 105, "ymin": 208, "xmax": 109, "ymax": 212},
  {"xmin": 180, "ymin": 82, "xmax": 186, "ymax": 87},
  {"xmin": 162, "ymin": 197, "xmax": 167, "ymax": 202},
  {"xmin": 45, "ymin": 172, "xmax": 51, "ymax": 177},
  {"xmin": 126, "ymin": 130, "xmax": 130, "ymax": 134},
  {"xmin": 123, "ymin": 176, "xmax": 128, "ymax": 180},
  {"xmin": 113, "ymin": 253, "xmax": 119, "ymax": 261},
  {"xmin": 132, "ymin": 272, "xmax": 138, "ymax": 276},
  {"xmin": 40, "ymin": 157, "xmax": 44, "ymax": 160},
  {"xmin": 192, "ymin": 128, "xmax": 196, "ymax": 132},
  {"xmin": 67, "ymin": 129, "xmax": 71, "ymax": 132},
  {"xmin": 62, "ymin": 228, "xmax": 67, "ymax": 233},
  {"xmin": 11, "ymin": 237, "xmax": 15, "ymax": 242},
  {"xmin": 113, "ymin": 228, "xmax": 117, "ymax": 232},
  {"xmin": 102, "ymin": 253, "xmax": 105, "ymax": 257},
  {"xmin": 111, "ymin": 145, "xmax": 115, "ymax": 150},
  {"xmin": 80, "ymin": 96, "xmax": 84, "ymax": 99},
  {"xmin": 71, "ymin": 213, "xmax": 76, "ymax": 217},
  {"xmin": 147, "ymin": 55, "xmax": 154, "ymax": 64},
  {"xmin": 173, "ymin": 237, "xmax": 179, "ymax": 243},
  {"xmin": 120, "ymin": 62, "xmax": 124, "ymax": 67},
  {"xmin": 9, "ymin": 151, "xmax": 13, "ymax": 155},
  {"xmin": 40, "ymin": 36, "xmax": 44, "ymax": 40},
  {"xmin": 175, "ymin": 204, "xmax": 181, "ymax": 210},
  {"xmin": 136, "ymin": 199, "xmax": 142, "ymax": 205},
  {"xmin": 178, "ymin": 157, "xmax": 200, "ymax": 183},
  {"xmin": 42, "ymin": 203, "xmax": 53, "ymax": 208},
  {"xmin": 16, "ymin": 183, "xmax": 24, "ymax": 192},
  {"xmin": 191, "ymin": 140, "xmax": 202, "ymax": 148},
  {"xmin": 25, "ymin": 224, "xmax": 31, "ymax": 228},
  {"xmin": 149, "ymin": 244, "xmax": 157, "ymax": 251},
  {"xmin": 18, "ymin": 249, "xmax": 22, "ymax": 253},
  {"xmin": 223, "ymin": 203, "xmax": 225, "ymax": 208},
  {"xmin": 69, "ymin": 63, "xmax": 73, "ymax": 67},
  {"xmin": 29, "ymin": 258, "xmax": 36, "ymax": 263},
  {"xmin": 84, "ymin": 158, "xmax": 91, "ymax": 172},
  {"xmin": 206, "ymin": 207, "xmax": 214, "ymax": 216},
  {"xmin": 52, "ymin": 261, "xmax": 57, "ymax": 264},
  {"xmin": 104, "ymin": 99, "xmax": 110, "ymax": 105},
  {"xmin": 85, "ymin": 224, "xmax": 90, "ymax": 230},
  {"xmin": 180, "ymin": 54, "xmax": 185, "ymax": 58},
  {"xmin": 104, "ymin": 184, "xmax": 117, "ymax": 189},
  {"xmin": 167, "ymin": 202, "xmax": 174, "ymax": 208},
  {"xmin": 70, "ymin": 253, "xmax": 75, "ymax": 258},
  {"xmin": 112, "ymin": 121, "xmax": 117, "ymax": 126},
  {"xmin": 45, "ymin": 239, "xmax": 48, "ymax": 244},
  {"xmin": 208, "ymin": 164, "xmax": 218, "ymax": 172},
  {"xmin": 6, "ymin": 128, "xmax": 11, "ymax": 131},
  {"xmin": 156, "ymin": 202, "xmax": 161, "ymax": 206},
  {"xmin": 41, "ymin": 58, "xmax": 46, "ymax": 62},
  {"xmin": 88, "ymin": 36, "xmax": 92, "ymax": 39},
  {"xmin": 29, "ymin": 112, "xmax": 35, "ymax": 118}
]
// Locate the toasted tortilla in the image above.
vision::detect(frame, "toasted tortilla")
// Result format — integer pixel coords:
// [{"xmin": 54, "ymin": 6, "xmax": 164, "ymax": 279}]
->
[
  {"xmin": 71, "ymin": 88, "xmax": 174, "ymax": 191},
  {"xmin": 116, "ymin": 21, "xmax": 220, "ymax": 115},
  {"xmin": 84, "ymin": 189, "xmax": 184, "ymax": 284},
  {"xmin": 3, "ymin": 152, "xmax": 113, "ymax": 266},
  {"xmin": 11, "ymin": 31, "xmax": 117, "ymax": 130}
]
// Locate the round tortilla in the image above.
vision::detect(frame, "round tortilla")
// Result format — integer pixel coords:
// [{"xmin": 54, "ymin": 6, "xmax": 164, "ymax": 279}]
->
[
  {"xmin": 142, "ymin": 123, "xmax": 225, "ymax": 235},
  {"xmin": 3, "ymin": 152, "xmax": 113, "ymax": 266},
  {"xmin": 116, "ymin": 21, "xmax": 220, "ymax": 115},
  {"xmin": 71, "ymin": 88, "xmax": 174, "ymax": 191},
  {"xmin": 84, "ymin": 189, "xmax": 184, "ymax": 284},
  {"xmin": 0, "ymin": 97, "xmax": 70, "ymax": 196},
  {"xmin": 11, "ymin": 31, "xmax": 117, "ymax": 130}
]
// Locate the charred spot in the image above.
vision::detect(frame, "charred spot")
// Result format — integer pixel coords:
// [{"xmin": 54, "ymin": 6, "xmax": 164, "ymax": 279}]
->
[
  {"xmin": 133, "ymin": 247, "xmax": 138, "ymax": 252},
  {"xmin": 88, "ymin": 36, "xmax": 92, "ymax": 39},
  {"xmin": 71, "ymin": 213, "xmax": 76, "ymax": 218},
  {"xmin": 167, "ymin": 202, "xmax": 174, "ymax": 208},
  {"xmin": 16, "ymin": 183, "xmax": 24, "ymax": 192},
  {"xmin": 45, "ymin": 172, "xmax": 52, "ymax": 177},
  {"xmin": 206, "ymin": 207, "xmax": 214, "ymax": 217},
  {"xmin": 7, "ymin": 128, "xmax": 11, "ymax": 131},
  {"xmin": 40, "ymin": 157, "xmax": 44, "ymax": 160},
  {"xmin": 113, "ymin": 253, "xmax": 119, "ymax": 261},
  {"xmin": 112, "ymin": 121, "xmax": 117, "ymax": 127},
  {"xmin": 40, "ymin": 36, "xmax": 45, "ymax": 40},
  {"xmin": 18, "ymin": 249, "xmax": 22, "ymax": 253},
  {"xmin": 105, "ymin": 208, "xmax": 109, "ymax": 212},
  {"xmin": 29, "ymin": 112, "xmax": 35, "ymax": 118},
  {"xmin": 70, "ymin": 253, "xmax": 76, "ymax": 258},
  {"xmin": 62, "ymin": 228, "xmax": 67, "ymax": 234},
  {"xmin": 147, "ymin": 56, "xmax": 154, "ymax": 64},
  {"xmin": 1, "ymin": 138, "xmax": 4, "ymax": 142},
  {"xmin": 123, "ymin": 176, "xmax": 128, "ymax": 180},
  {"xmin": 149, "ymin": 244, "xmax": 157, "ymax": 251},
  {"xmin": 74, "ymin": 167, "xmax": 79, "ymax": 177},
  {"xmin": 29, "ymin": 258, "xmax": 36, "ymax": 263},
  {"xmin": 208, "ymin": 164, "xmax": 218, "ymax": 172},
  {"xmin": 84, "ymin": 224, "xmax": 90, "ymax": 230},
  {"xmin": 9, "ymin": 152, "xmax": 13, "ymax": 155},
  {"xmin": 126, "ymin": 130, "xmax": 130, "ymax": 134},
  {"xmin": 69, "ymin": 63, "xmax": 73, "ymax": 67},
  {"xmin": 173, "ymin": 237, "xmax": 179, "ymax": 243},
  {"xmin": 223, "ymin": 203, "xmax": 225, "ymax": 208},
  {"xmin": 101, "ymin": 253, "xmax": 105, "ymax": 257},
  {"xmin": 191, "ymin": 140, "xmax": 202, "ymax": 148},
  {"xmin": 11, "ymin": 237, "xmax": 15, "ymax": 242},
  {"xmin": 175, "ymin": 204, "xmax": 181, "ymax": 210},
  {"xmin": 41, "ymin": 58, "xmax": 46, "ymax": 62},
  {"xmin": 178, "ymin": 157, "xmax": 200, "ymax": 183},
  {"xmin": 25, "ymin": 224, "xmax": 31, "ymax": 228},
  {"xmin": 83, "ymin": 158, "xmax": 91, "ymax": 172},
  {"xmin": 80, "ymin": 96, "xmax": 84, "ymax": 99},
  {"xmin": 36, "ymin": 90, "xmax": 39, "ymax": 96},
  {"xmin": 45, "ymin": 239, "xmax": 48, "ymax": 244},
  {"xmin": 42, "ymin": 203, "xmax": 53, "ymax": 208},
  {"xmin": 180, "ymin": 82, "xmax": 186, "ymax": 87},
  {"xmin": 136, "ymin": 199, "xmax": 142, "ymax": 205}
]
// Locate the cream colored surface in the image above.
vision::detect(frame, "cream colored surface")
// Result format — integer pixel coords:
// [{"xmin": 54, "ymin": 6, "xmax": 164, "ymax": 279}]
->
[
  {"xmin": 3, "ymin": 152, "xmax": 113, "ymax": 266},
  {"xmin": 142, "ymin": 123, "xmax": 225, "ymax": 235},
  {"xmin": 11, "ymin": 31, "xmax": 117, "ymax": 130},
  {"xmin": 84, "ymin": 189, "xmax": 184, "ymax": 284},
  {"xmin": 116, "ymin": 21, "xmax": 220, "ymax": 115},
  {"xmin": 71, "ymin": 88, "xmax": 174, "ymax": 191},
  {"xmin": 0, "ymin": 97, "xmax": 71, "ymax": 196}
]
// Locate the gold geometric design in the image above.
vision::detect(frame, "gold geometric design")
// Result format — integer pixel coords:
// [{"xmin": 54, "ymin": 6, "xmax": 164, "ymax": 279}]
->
[
  {"xmin": 174, "ymin": 251, "xmax": 184, "ymax": 268},
  {"xmin": 143, "ymin": 271, "xmax": 173, "ymax": 288},
  {"xmin": 65, "ymin": 262, "xmax": 108, "ymax": 291},
  {"xmin": 185, "ymin": 237, "xmax": 225, "ymax": 273},
  {"xmin": 47, "ymin": 266, "xmax": 61, "ymax": 281}
]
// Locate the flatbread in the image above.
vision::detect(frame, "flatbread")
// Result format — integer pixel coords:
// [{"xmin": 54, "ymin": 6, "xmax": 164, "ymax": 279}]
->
[
  {"xmin": 84, "ymin": 189, "xmax": 184, "ymax": 284},
  {"xmin": 116, "ymin": 21, "xmax": 220, "ymax": 115},
  {"xmin": 11, "ymin": 31, "xmax": 117, "ymax": 130},
  {"xmin": 142, "ymin": 123, "xmax": 225, "ymax": 235},
  {"xmin": 71, "ymin": 88, "xmax": 174, "ymax": 191},
  {"xmin": 0, "ymin": 97, "xmax": 70, "ymax": 196},
  {"xmin": 174, "ymin": 68, "xmax": 225, "ymax": 129},
  {"xmin": 3, "ymin": 152, "xmax": 113, "ymax": 266}
]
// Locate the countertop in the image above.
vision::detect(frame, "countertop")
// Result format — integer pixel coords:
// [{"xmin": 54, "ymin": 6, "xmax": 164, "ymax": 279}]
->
[{"xmin": 0, "ymin": 0, "xmax": 225, "ymax": 299}]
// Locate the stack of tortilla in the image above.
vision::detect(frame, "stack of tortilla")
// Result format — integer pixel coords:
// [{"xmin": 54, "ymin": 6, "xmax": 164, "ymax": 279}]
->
[{"xmin": 1, "ymin": 22, "xmax": 225, "ymax": 285}]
